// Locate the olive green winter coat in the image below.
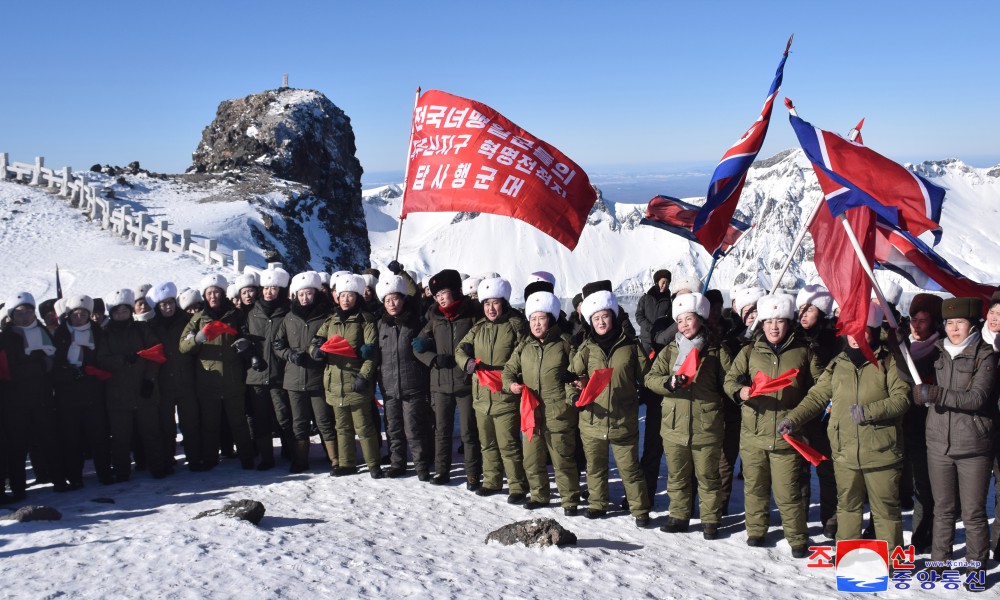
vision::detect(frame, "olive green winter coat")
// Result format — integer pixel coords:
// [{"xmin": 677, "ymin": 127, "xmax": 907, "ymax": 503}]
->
[
  {"xmin": 314, "ymin": 307, "xmax": 378, "ymax": 408},
  {"xmin": 789, "ymin": 348, "xmax": 911, "ymax": 470},
  {"xmin": 569, "ymin": 329, "xmax": 651, "ymax": 438},
  {"xmin": 645, "ymin": 336, "xmax": 733, "ymax": 447},
  {"xmin": 502, "ymin": 327, "xmax": 576, "ymax": 432},
  {"xmin": 723, "ymin": 333, "xmax": 823, "ymax": 452},
  {"xmin": 178, "ymin": 306, "xmax": 247, "ymax": 397},
  {"xmin": 457, "ymin": 308, "xmax": 528, "ymax": 416}
]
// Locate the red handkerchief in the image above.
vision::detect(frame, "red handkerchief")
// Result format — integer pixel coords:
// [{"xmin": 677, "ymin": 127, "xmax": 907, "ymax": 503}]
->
[
  {"xmin": 202, "ymin": 320, "xmax": 238, "ymax": 342},
  {"xmin": 520, "ymin": 387, "xmax": 540, "ymax": 441},
  {"xmin": 320, "ymin": 335, "xmax": 358, "ymax": 358},
  {"xmin": 575, "ymin": 368, "xmax": 614, "ymax": 408},
  {"xmin": 676, "ymin": 348, "xmax": 700, "ymax": 381},
  {"xmin": 783, "ymin": 433, "xmax": 829, "ymax": 467},
  {"xmin": 137, "ymin": 343, "xmax": 167, "ymax": 364},
  {"xmin": 473, "ymin": 359, "xmax": 503, "ymax": 393},
  {"xmin": 749, "ymin": 368, "xmax": 800, "ymax": 397},
  {"xmin": 84, "ymin": 366, "xmax": 113, "ymax": 381}
]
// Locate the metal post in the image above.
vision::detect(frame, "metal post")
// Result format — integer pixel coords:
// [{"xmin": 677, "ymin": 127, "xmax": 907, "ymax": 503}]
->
[{"xmin": 393, "ymin": 86, "xmax": 421, "ymax": 263}]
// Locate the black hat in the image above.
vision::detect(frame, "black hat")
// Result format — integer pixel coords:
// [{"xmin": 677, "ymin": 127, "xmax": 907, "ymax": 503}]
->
[
  {"xmin": 523, "ymin": 280, "xmax": 555, "ymax": 300},
  {"xmin": 990, "ymin": 287, "xmax": 1000, "ymax": 308},
  {"xmin": 704, "ymin": 289, "xmax": 724, "ymax": 307},
  {"xmin": 363, "ymin": 268, "xmax": 381, "ymax": 279},
  {"xmin": 581, "ymin": 280, "xmax": 613, "ymax": 299},
  {"xmin": 941, "ymin": 297, "xmax": 983, "ymax": 321},
  {"xmin": 429, "ymin": 269, "xmax": 462, "ymax": 297},
  {"xmin": 572, "ymin": 293, "xmax": 584, "ymax": 309},
  {"xmin": 38, "ymin": 298, "xmax": 58, "ymax": 318},
  {"xmin": 909, "ymin": 293, "xmax": 943, "ymax": 320},
  {"xmin": 653, "ymin": 269, "xmax": 672, "ymax": 283}
]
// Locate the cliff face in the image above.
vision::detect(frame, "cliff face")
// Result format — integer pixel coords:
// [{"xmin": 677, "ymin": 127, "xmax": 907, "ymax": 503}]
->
[{"xmin": 190, "ymin": 88, "xmax": 370, "ymax": 272}]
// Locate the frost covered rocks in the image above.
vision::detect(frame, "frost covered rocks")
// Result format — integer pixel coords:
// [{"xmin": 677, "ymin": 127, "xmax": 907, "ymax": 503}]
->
[
  {"xmin": 485, "ymin": 518, "xmax": 577, "ymax": 547},
  {"xmin": 189, "ymin": 87, "xmax": 369, "ymax": 272},
  {"xmin": 194, "ymin": 499, "xmax": 266, "ymax": 525},
  {"xmin": 1, "ymin": 505, "xmax": 62, "ymax": 522}
]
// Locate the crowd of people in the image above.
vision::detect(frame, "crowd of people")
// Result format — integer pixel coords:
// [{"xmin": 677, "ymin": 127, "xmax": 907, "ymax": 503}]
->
[{"xmin": 1, "ymin": 262, "xmax": 998, "ymax": 575}]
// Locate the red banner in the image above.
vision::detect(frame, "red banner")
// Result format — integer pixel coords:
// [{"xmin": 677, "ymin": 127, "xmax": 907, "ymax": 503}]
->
[
  {"xmin": 473, "ymin": 359, "xmax": 503, "ymax": 393},
  {"xmin": 402, "ymin": 90, "xmax": 597, "ymax": 250},
  {"xmin": 783, "ymin": 433, "xmax": 829, "ymax": 466},
  {"xmin": 675, "ymin": 348, "xmax": 700, "ymax": 381}
]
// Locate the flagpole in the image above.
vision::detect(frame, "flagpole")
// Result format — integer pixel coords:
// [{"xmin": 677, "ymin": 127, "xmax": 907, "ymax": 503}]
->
[
  {"xmin": 701, "ymin": 222, "xmax": 754, "ymax": 293},
  {"xmin": 393, "ymin": 86, "xmax": 421, "ymax": 263}
]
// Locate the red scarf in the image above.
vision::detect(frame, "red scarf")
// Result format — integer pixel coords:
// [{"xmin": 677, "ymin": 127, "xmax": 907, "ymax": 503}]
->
[{"xmin": 438, "ymin": 300, "xmax": 462, "ymax": 321}]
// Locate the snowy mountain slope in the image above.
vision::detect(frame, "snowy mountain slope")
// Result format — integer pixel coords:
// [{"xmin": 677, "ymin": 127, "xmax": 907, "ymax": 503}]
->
[{"xmin": 365, "ymin": 150, "xmax": 1000, "ymax": 302}]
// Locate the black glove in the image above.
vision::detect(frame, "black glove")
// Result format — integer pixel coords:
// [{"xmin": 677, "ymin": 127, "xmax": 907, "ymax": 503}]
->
[
  {"xmin": 251, "ymin": 356, "xmax": 267, "ymax": 372},
  {"xmin": 387, "ymin": 260, "xmax": 404, "ymax": 275},
  {"xmin": 665, "ymin": 374, "xmax": 689, "ymax": 392},
  {"xmin": 464, "ymin": 358, "xmax": 477, "ymax": 375},
  {"xmin": 778, "ymin": 418, "xmax": 793, "ymax": 435},
  {"xmin": 459, "ymin": 343, "xmax": 474, "ymax": 359},
  {"xmin": 231, "ymin": 338, "xmax": 251, "ymax": 354},
  {"xmin": 359, "ymin": 343, "xmax": 376, "ymax": 360},
  {"xmin": 272, "ymin": 338, "xmax": 289, "ymax": 352},
  {"xmin": 735, "ymin": 372, "xmax": 751, "ymax": 387},
  {"xmin": 309, "ymin": 337, "xmax": 326, "ymax": 361},
  {"xmin": 914, "ymin": 384, "xmax": 942, "ymax": 406},
  {"xmin": 140, "ymin": 378, "xmax": 155, "ymax": 399},
  {"xmin": 352, "ymin": 374, "xmax": 369, "ymax": 393},
  {"xmin": 570, "ymin": 393, "xmax": 583, "ymax": 409},
  {"xmin": 559, "ymin": 370, "xmax": 579, "ymax": 384},
  {"xmin": 434, "ymin": 354, "xmax": 456, "ymax": 369},
  {"xmin": 289, "ymin": 351, "xmax": 307, "ymax": 367},
  {"xmin": 849, "ymin": 404, "xmax": 866, "ymax": 424},
  {"xmin": 411, "ymin": 336, "xmax": 435, "ymax": 354}
]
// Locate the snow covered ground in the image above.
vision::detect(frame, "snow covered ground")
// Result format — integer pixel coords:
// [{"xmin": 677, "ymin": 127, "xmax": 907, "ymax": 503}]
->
[{"xmin": 2, "ymin": 156, "xmax": 1000, "ymax": 598}]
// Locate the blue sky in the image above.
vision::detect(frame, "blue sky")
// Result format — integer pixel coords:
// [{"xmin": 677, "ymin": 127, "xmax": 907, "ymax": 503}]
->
[{"xmin": 4, "ymin": 0, "xmax": 998, "ymax": 185}]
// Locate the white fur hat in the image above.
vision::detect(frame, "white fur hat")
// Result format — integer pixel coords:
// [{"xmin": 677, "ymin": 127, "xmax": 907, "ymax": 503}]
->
[
  {"xmin": 376, "ymin": 275, "xmax": 409, "ymax": 301},
  {"xmin": 54, "ymin": 298, "xmax": 68, "ymax": 316},
  {"xmin": 318, "ymin": 272, "xmax": 331, "ymax": 286},
  {"xmin": 529, "ymin": 271, "xmax": 556, "ymax": 285},
  {"xmin": 480, "ymin": 271, "xmax": 501, "ymax": 279},
  {"xmin": 178, "ymin": 288, "xmax": 203, "ymax": 310},
  {"xmin": 134, "ymin": 283, "xmax": 152, "ymax": 299},
  {"xmin": 673, "ymin": 292, "xmax": 710, "ymax": 321},
  {"xmin": 867, "ymin": 300, "xmax": 885, "ymax": 328},
  {"xmin": 330, "ymin": 271, "xmax": 350, "ymax": 289},
  {"xmin": 65, "ymin": 294, "xmax": 94, "ymax": 314},
  {"xmin": 756, "ymin": 294, "xmax": 796, "ymax": 321},
  {"xmin": 235, "ymin": 272, "xmax": 259, "ymax": 291},
  {"xmin": 796, "ymin": 284, "xmax": 834, "ymax": 316},
  {"xmin": 734, "ymin": 286, "xmax": 767, "ymax": 317},
  {"xmin": 260, "ymin": 267, "xmax": 291, "ymax": 289},
  {"xmin": 200, "ymin": 274, "xmax": 228, "ymax": 294},
  {"xmin": 462, "ymin": 277, "xmax": 483, "ymax": 296},
  {"xmin": 477, "ymin": 278, "xmax": 512, "ymax": 303},
  {"xmin": 525, "ymin": 291, "xmax": 561, "ymax": 320},
  {"xmin": 881, "ymin": 280, "xmax": 903, "ymax": 306},
  {"xmin": 362, "ymin": 273, "xmax": 378, "ymax": 291},
  {"xmin": 226, "ymin": 283, "xmax": 239, "ymax": 301},
  {"xmin": 106, "ymin": 289, "xmax": 135, "ymax": 311},
  {"xmin": 337, "ymin": 274, "xmax": 366, "ymax": 296},
  {"xmin": 582, "ymin": 290, "xmax": 619, "ymax": 325},
  {"xmin": 5, "ymin": 292, "xmax": 35, "ymax": 318},
  {"xmin": 670, "ymin": 274, "xmax": 702, "ymax": 296},
  {"xmin": 290, "ymin": 271, "xmax": 323, "ymax": 296},
  {"xmin": 147, "ymin": 282, "xmax": 177, "ymax": 306}
]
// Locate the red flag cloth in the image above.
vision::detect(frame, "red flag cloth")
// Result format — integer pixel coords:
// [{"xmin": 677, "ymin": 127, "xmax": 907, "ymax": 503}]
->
[
  {"xmin": 473, "ymin": 359, "xmax": 503, "ymax": 393},
  {"xmin": 574, "ymin": 368, "xmax": 614, "ymax": 408},
  {"xmin": 675, "ymin": 348, "xmax": 700, "ymax": 380},
  {"xmin": 810, "ymin": 178, "xmax": 878, "ymax": 365},
  {"xmin": 83, "ymin": 366, "xmax": 113, "ymax": 381},
  {"xmin": 642, "ymin": 195, "xmax": 751, "ymax": 256},
  {"xmin": 783, "ymin": 433, "xmax": 829, "ymax": 467},
  {"xmin": 748, "ymin": 368, "xmax": 800, "ymax": 397},
  {"xmin": 520, "ymin": 387, "xmax": 540, "ymax": 441},
  {"xmin": 320, "ymin": 335, "xmax": 358, "ymax": 358},
  {"xmin": 202, "ymin": 320, "xmax": 238, "ymax": 342},
  {"xmin": 401, "ymin": 90, "xmax": 597, "ymax": 251},
  {"xmin": 0, "ymin": 350, "xmax": 9, "ymax": 381},
  {"xmin": 137, "ymin": 343, "xmax": 167, "ymax": 364}
]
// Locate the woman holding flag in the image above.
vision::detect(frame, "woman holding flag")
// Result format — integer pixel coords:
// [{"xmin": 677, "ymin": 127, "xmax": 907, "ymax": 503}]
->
[
  {"xmin": 645, "ymin": 292, "xmax": 732, "ymax": 539},
  {"xmin": 455, "ymin": 277, "xmax": 530, "ymax": 502},
  {"xmin": 780, "ymin": 301, "xmax": 911, "ymax": 551},
  {"xmin": 567, "ymin": 290, "xmax": 651, "ymax": 526},
  {"xmin": 502, "ymin": 291, "xmax": 580, "ymax": 513},
  {"xmin": 724, "ymin": 293, "xmax": 822, "ymax": 558}
]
